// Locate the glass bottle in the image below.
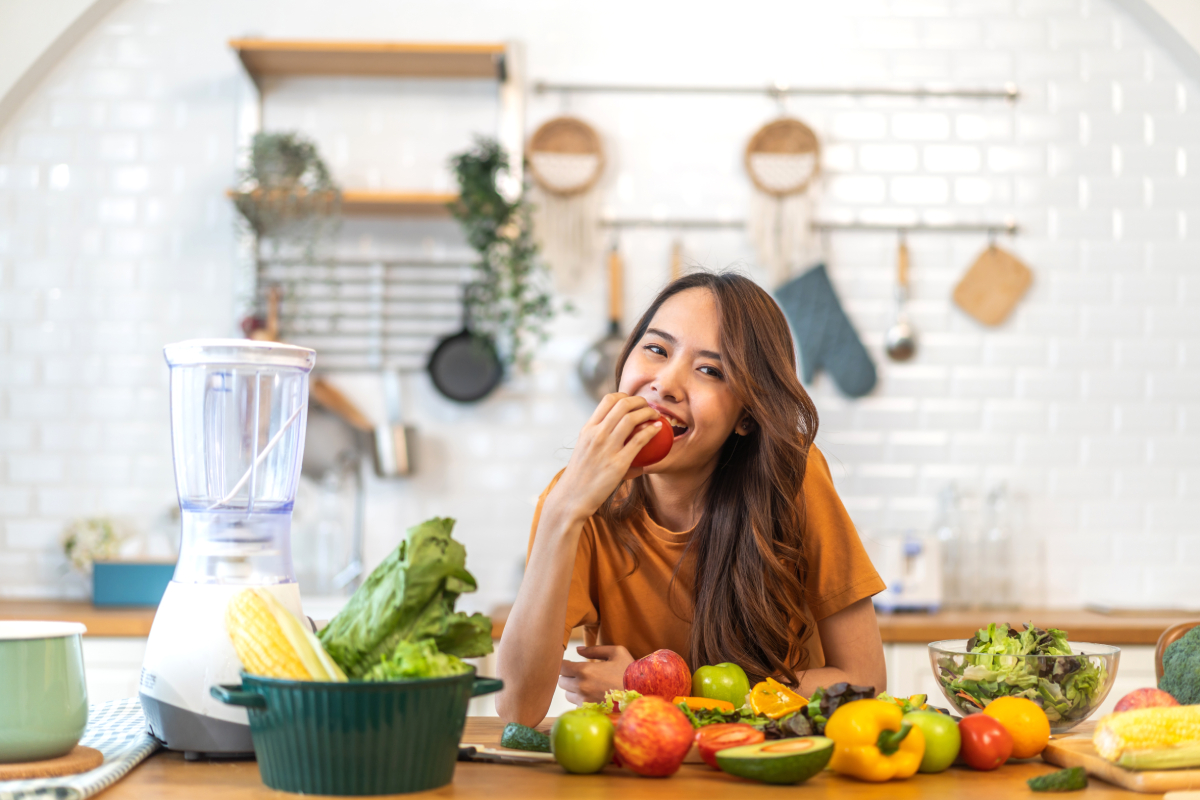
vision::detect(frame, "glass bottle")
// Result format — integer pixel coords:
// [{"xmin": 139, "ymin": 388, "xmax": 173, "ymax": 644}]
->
[
  {"xmin": 934, "ymin": 483, "xmax": 964, "ymax": 609},
  {"xmin": 980, "ymin": 483, "xmax": 1014, "ymax": 609}
]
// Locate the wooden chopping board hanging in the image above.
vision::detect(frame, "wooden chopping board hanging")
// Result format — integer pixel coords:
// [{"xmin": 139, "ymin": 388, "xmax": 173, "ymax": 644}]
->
[{"xmin": 952, "ymin": 244, "xmax": 1033, "ymax": 326}]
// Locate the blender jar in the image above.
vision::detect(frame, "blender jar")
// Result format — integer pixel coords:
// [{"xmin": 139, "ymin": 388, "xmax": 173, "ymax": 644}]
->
[{"xmin": 163, "ymin": 339, "xmax": 315, "ymax": 585}]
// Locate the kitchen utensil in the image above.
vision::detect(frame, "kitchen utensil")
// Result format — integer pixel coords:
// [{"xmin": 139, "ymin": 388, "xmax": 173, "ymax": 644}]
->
[
  {"xmin": 885, "ymin": 238, "xmax": 916, "ymax": 362},
  {"xmin": 928, "ymin": 639, "xmax": 1119, "ymax": 733},
  {"xmin": 428, "ymin": 300, "xmax": 503, "ymax": 403},
  {"xmin": 577, "ymin": 242, "xmax": 625, "ymax": 401},
  {"xmin": 1043, "ymin": 735, "xmax": 1200, "ymax": 794},
  {"xmin": 309, "ymin": 378, "xmax": 373, "ymax": 433},
  {"xmin": 458, "ymin": 745, "xmax": 556, "ymax": 764},
  {"xmin": 249, "ymin": 285, "xmax": 281, "ymax": 341},
  {"xmin": 0, "ymin": 745, "xmax": 102, "ymax": 779},
  {"xmin": 775, "ymin": 264, "xmax": 877, "ymax": 398},
  {"xmin": 141, "ymin": 339, "xmax": 314, "ymax": 759},
  {"xmin": 374, "ymin": 370, "xmax": 415, "ymax": 477},
  {"xmin": 212, "ymin": 671, "xmax": 503, "ymax": 795},
  {"xmin": 953, "ymin": 243, "xmax": 1032, "ymax": 326},
  {"xmin": 669, "ymin": 238, "xmax": 683, "ymax": 282},
  {"xmin": 0, "ymin": 621, "xmax": 88, "ymax": 762}
]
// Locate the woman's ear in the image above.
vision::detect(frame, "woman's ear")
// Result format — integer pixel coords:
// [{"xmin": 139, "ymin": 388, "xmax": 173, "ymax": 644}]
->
[{"xmin": 735, "ymin": 416, "xmax": 756, "ymax": 436}]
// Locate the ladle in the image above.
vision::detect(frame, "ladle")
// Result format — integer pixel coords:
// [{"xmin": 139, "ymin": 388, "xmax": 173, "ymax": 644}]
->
[{"xmin": 885, "ymin": 237, "xmax": 917, "ymax": 362}]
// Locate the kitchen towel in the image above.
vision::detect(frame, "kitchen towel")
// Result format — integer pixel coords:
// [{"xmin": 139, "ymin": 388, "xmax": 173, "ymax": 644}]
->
[
  {"xmin": 775, "ymin": 263, "xmax": 877, "ymax": 398},
  {"xmin": 0, "ymin": 699, "xmax": 159, "ymax": 800}
]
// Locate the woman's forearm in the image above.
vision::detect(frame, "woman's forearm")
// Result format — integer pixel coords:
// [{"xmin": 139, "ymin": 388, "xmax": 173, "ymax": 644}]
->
[{"xmin": 494, "ymin": 499, "xmax": 588, "ymax": 726}]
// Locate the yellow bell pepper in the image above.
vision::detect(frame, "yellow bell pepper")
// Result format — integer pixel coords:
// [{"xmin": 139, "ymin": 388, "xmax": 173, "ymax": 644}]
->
[
  {"xmin": 747, "ymin": 677, "xmax": 808, "ymax": 719},
  {"xmin": 826, "ymin": 699, "xmax": 925, "ymax": 782}
]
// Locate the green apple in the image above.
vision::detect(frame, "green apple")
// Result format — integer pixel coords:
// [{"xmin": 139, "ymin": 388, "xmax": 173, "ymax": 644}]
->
[
  {"xmin": 550, "ymin": 709, "xmax": 614, "ymax": 774},
  {"xmin": 692, "ymin": 662, "xmax": 751, "ymax": 709},
  {"xmin": 903, "ymin": 710, "xmax": 961, "ymax": 773}
]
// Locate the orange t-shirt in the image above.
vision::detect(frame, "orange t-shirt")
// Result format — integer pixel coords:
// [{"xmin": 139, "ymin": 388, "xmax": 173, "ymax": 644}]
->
[{"xmin": 526, "ymin": 446, "xmax": 885, "ymax": 672}]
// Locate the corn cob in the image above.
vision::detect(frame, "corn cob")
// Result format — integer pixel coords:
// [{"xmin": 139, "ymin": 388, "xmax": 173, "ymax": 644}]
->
[
  {"xmin": 225, "ymin": 588, "xmax": 346, "ymax": 681},
  {"xmin": 1093, "ymin": 705, "xmax": 1200, "ymax": 770}
]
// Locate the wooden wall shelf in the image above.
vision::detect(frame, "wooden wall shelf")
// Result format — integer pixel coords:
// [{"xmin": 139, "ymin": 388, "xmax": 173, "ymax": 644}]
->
[
  {"xmin": 229, "ymin": 39, "xmax": 507, "ymax": 84},
  {"xmin": 341, "ymin": 190, "xmax": 457, "ymax": 216}
]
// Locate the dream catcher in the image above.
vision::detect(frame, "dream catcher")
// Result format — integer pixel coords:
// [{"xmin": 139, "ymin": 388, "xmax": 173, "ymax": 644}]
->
[
  {"xmin": 744, "ymin": 117, "xmax": 821, "ymax": 286},
  {"xmin": 527, "ymin": 116, "xmax": 606, "ymax": 290}
]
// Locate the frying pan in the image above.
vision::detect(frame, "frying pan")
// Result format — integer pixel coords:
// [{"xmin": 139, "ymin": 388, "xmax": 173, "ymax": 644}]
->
[
  {"xmin": 577, "ymin": 243, "xmax": 625, "ymax": 401},
  {"xmin": 428, "ymin": 297, "xmax": 503, "ymax": 403}
]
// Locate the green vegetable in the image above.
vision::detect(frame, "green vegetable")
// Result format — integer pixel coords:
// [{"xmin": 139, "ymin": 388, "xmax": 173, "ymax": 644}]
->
[
  {"xmin": 715, "ymin": 737, "xmax": 834, "ymax": 785},
  {"xmin": 360, "ymin": 639, "xmax": 469, "ymax": 680},
  {"xmin": 579, "ymin": 689, "xmax": 642, "ymax": 716},
  {"xmin": 501, "ymin": 723, "xmax": 551, "ymax": 753},
  {"xmin": 935, "ymin": 623, "xmax": 1107, "ymax": 724},
  {"xmin": 318, "ymin": 517, "xmax": 493, "ymax": 680},
  {"xmin": 1159, "ymin": 626, "xmax": 1200, "ymax": 705},
  {"xmin": 1027, "ymin": 766, "xmax": 1088, "ymax": 792},
  {"xmin": 803, "ymin": 683, "xmax": 876, "ymax": 735}
]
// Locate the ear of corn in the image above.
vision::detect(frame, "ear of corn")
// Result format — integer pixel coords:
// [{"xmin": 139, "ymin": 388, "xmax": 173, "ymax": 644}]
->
[
  {"xmin": 225, "ymin": 588, "xmax": 346, "ymax": 682},
  {"xmin": 1093, "ymin": 705, "xmax": 1200, "ymax": 770}
]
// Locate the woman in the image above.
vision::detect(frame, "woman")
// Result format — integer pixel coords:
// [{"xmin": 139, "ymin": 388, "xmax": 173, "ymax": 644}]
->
[{"xmin": 496, "ymin": 272, "xmax": 886, "ymax": 726}]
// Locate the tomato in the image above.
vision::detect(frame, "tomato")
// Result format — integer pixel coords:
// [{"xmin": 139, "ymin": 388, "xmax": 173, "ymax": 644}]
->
[
  {"xmin": 694, "ymin": 723, "xmax": 765, "ymax": 769},
  {"xmin": 692, "ymin": 663, "xmax": 751, "ymax": 709},
  {"xmin": 551, "ymin": 709, "xmax": 615, "ymax": 774},
  {"xmin": 958, "ymin": 713, "xmax": 1013, "ymax": 771},
  {"xmin": 903, "ymin": 710, "xmax": 960, "ymax": 773},
  {"xmin": 628, "ymin": 419, "xmax": 673, "ymax": 467}
]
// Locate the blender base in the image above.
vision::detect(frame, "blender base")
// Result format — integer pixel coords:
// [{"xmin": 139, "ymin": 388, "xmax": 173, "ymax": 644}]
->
[{"xmin": 139, "ymin": 692, "xmax": 254, "ymax": 759}]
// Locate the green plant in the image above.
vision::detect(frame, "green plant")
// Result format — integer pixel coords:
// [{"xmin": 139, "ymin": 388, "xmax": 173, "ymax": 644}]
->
[
  {"xmin": 233, "ymin": 131, "xmax": 341, "ymax": 246},
  {"xmin": 62, "ymin": 517, "xmax": 130, "ymax": 575},
  {"xmin": 449, "ymin": 137, "xmax": 554, "ymax": 369}
]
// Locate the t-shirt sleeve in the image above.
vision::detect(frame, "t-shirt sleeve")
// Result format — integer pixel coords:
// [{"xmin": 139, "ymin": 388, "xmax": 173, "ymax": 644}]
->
[
  {"xmin": 527, "ymin": 470, "xmax": 600, "ymax": 648},
  {"xmin": 800, "ymin": 446, "xmax": 886, "ymax": 621}
]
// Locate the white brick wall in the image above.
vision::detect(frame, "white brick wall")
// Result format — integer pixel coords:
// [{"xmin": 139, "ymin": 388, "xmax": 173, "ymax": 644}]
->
[{"xmin": 1, "ymin": 0, "xmax": 1198, "ymax": 610}]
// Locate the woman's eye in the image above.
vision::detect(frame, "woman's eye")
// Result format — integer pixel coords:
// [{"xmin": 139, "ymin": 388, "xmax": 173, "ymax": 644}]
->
[
  {"xmin": 644, "ymin": 344, "xmax": 666, "ymax": 357},
  {"xmin": 699, "ymin": 365, "xmax": 724, "ymax": 379}
]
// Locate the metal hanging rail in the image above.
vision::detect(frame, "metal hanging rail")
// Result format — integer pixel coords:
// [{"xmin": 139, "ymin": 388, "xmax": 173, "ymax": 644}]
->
[
  {"xmin": 598, "ymin": 218, "xmax": 1018, "ymax": 235},
  {"xmin": 534, "ymin": 81, "xmax": 1019, "ymax": 102}
]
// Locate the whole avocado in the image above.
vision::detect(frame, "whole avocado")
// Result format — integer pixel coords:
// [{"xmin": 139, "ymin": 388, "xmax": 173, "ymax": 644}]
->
[{"xmin": 1160, "ymin": 626, "xmax": 1200, "ymax": 705}]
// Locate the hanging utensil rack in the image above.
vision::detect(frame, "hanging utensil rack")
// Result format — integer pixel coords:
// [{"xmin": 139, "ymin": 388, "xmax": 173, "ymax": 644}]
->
[
  {"xmin": 535, "ymin": 81, "xmax": 1019, "ymax": 102},
  {"xmin": 256, "ymin": 256, "xmax": 478, "ymax": 372},
  {"xmin": 597, "ymin": 218, "xmax": 1019, "ymax": 235}
]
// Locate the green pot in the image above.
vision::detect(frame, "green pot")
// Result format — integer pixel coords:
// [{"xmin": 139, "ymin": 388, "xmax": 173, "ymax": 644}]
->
[
  {"xmin": 0, "ymin": 622, "xmax": 88, "ymax": 763},
  {"xmin": 212, "ymin": 670, "xmax": 503, "ymax": 795}
]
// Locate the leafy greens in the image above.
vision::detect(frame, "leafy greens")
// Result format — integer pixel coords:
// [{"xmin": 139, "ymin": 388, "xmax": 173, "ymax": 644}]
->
[
  {"xmin": 936, "ymin": 622, "xmax": 1107, "ymax": 723},
  {"xmin": 318, "ymin": 517, "xmax": 493, "ymax": 680}
]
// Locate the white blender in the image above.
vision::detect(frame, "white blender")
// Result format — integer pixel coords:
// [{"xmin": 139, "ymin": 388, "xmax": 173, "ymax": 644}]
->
[{"xmin": 140, "ymin": 339, "xmax": 315, "ymax": 759}]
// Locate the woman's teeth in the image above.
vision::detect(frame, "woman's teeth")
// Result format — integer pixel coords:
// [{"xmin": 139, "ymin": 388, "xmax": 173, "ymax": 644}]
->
[{"xmin": 659, "ymin": 413, "xmax": 689, "ymax": 437}]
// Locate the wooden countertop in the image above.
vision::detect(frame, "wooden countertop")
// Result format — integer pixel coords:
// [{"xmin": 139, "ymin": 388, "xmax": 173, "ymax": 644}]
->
[
  {"xmin": 97, "ymin": 717, "xmax": 1156, "ymax": 800},
  {"xmin": 2, "ymin": 600, "xmax": 1195, "ymax": 644}
]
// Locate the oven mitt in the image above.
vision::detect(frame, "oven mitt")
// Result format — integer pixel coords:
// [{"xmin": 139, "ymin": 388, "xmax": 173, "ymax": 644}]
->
[{"xmin": 775, "ymin": 263, "xmax": 877, "ymax": 398}]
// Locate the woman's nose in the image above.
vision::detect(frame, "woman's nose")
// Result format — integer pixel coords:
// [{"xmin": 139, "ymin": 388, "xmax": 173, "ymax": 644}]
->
[{"xmin": 652, "ymin": 358, "xmax": 687, "ymax": 401}]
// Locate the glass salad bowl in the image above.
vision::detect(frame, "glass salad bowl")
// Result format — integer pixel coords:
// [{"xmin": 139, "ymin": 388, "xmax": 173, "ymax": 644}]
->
[{"xmin": 929, "ymin": 639, "xmax": 1120, "ymax": 734}]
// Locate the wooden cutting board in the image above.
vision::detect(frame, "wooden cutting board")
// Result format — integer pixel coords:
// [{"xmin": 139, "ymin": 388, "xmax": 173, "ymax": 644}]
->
[
  {"xmin": 953, "ymin": 245, "xmax": 1032, "ymax": 326},
  {"xmin": 1043, "ymin": 735, "xmax": 1200, "ymax": 793}
]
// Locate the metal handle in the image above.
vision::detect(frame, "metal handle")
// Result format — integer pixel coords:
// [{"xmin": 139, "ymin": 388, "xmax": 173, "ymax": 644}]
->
[
  {"xmin": 210, "ymin": 683, "xmax": 268, "ymax": 709},
  {"xmin": 471, "ymin": 677, "xmax": 504, "ymax": 698}
]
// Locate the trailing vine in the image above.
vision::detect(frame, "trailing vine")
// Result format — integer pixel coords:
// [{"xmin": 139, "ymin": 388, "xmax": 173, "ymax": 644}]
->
[
  {"xmin": 233, "ymin": 131, "xmax": 341, "ymax": 250},
  {"xmin": 449, "ymin": 137, "xmax": 554, "ymax": 369}
]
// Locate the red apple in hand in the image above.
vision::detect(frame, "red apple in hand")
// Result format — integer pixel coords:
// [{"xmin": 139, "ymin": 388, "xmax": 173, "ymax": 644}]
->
[
  {"xmin": 1114, "ymin": 688, "xmax": 1180, "ymax": 713},
  {"xmin": 623, "ymin": 649, "xmax": 691, "ymax": 700},
  {"xmin": 614, "ymin": 696, "xmax": 694, "ymax": 777}
]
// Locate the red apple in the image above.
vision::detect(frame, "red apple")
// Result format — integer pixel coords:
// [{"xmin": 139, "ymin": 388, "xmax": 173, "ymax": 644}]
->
[
  {"xmin": 1114, "ymin": 687, "xmax": 1180, "ymax": 713},
  {"xmin": 613, "ymin": 696, "xmax": 694, "ymax": 777},
  {"xmin": 622, "ymin": 649, "xmax": 691, "ymax": 700}
]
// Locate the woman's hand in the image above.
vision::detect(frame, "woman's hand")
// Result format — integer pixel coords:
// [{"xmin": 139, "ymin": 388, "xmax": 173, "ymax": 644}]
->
[
  {"xmin": 547, "ymin": 393, "xmax": 662, "ymax": 524},
  {"xmin": 558, "ymin": 645, "xmax": 635, "ymax": 705}
]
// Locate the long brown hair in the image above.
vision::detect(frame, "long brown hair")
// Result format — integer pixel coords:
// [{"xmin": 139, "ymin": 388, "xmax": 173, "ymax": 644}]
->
[{"xmin": 603, "ymin": 272, "xmax": 820, "ymax": 683}]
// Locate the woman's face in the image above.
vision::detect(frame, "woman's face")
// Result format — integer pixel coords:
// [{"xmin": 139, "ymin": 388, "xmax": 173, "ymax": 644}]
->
[{"xmin": 618, "ymin": 287, "xmax": 745, "ymax": 475}]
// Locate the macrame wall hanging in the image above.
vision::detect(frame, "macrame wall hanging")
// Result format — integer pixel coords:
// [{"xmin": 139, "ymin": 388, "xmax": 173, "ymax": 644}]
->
[
  {"xmin": 744, "ymin": 117, "xmax": 821, "ymax": 287},
  {"xmin": 527, "ymin": 116, "xmax": 606, "ymax": 290}
]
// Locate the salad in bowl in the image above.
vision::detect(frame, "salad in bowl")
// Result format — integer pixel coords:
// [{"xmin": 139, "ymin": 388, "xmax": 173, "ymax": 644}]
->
[{"xmin": 929, "ymin": 622, "xmax": 1119, "ymax": 734}]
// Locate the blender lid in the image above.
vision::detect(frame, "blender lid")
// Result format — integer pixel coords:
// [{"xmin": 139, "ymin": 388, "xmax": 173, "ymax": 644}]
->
[{"xmin": 164, "ymin": 339, "xmax": 316, "ymax": 371}]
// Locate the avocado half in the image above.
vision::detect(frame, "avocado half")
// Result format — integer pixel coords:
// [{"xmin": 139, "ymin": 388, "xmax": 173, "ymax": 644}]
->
[{"xmin": 715, "ymin": 736, "xmax": 834, "ymax": 785}]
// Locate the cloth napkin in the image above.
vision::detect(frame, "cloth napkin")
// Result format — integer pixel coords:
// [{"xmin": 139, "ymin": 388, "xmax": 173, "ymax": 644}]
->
[{"xmin": 0, "ymin": 699, "xmax": 159, "ymax": 800}]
